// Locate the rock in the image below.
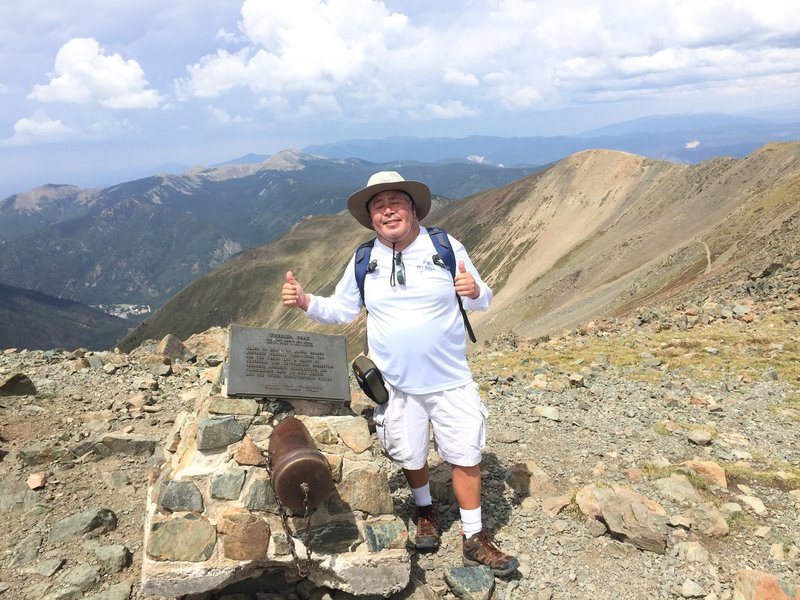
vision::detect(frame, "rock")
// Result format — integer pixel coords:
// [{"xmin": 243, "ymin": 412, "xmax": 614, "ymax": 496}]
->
[
  {"xmin": 677, "ymin": 458, "xmax": 727, "ymax": 488},
  {"xmin": 532, "ymin": 405, "xmax": 561, "ymax": 421},
  {"xmin": 444, "ymin": 565, "xmax": 495, "ymax": 600},
  {"xmin": 680, "ymin": 579, "xmax": 705, "ymax": 598},
  {"xmin": 232, "ymin": 436, "xmax": 267, "ymax": 466},
  {"xmin": 673, "ymin": 541, "xmax": 710, "ymax": 563},
  {"xmin": 207, "ymin": 396, "xmax": 260, "ymax": 416},
  {"xmin": 737, "ymin": 494, "xmax": 767, "ymax": 515},
  {"xmin": 216, "ymin": 509, "xmax": 270, "ymax": 560},
  {"xmin": 156, "ymin": 334, "xmax": 196, "ymax": 363},
  {"xmin": 48, "ymin": 507, "xmax": 118, "ymax": 544},
  {"xmin": 11, "ymin": 532, "xmax": 42, "ymax": 564},
  {"xmin": 94, "ymin": 544, "xmax": 132, "ymax": 573},
  {"xmin": 654, "ymin": 474, "xmax": 702, "ymax": 503},
  {"xmin": 541, "ymin": 494, "xmax": 572, "ymax": 517},
  {"xmin": 62, "ymin": 563, "xmax": 101, "ymax": 592},
  {"xmin": 687, "ymin": 502, "xmax": 729, "ymax": 537},
  {"xmin": 0, "ymin": 478, "xmax": 42, "ymax": 512},
  {"xmin": 687, "ymin": 429, "xmax": 713, "ymax": 446},
  {"xmin": 326, "ymin": 462, "xmax": 393, "ymax": 515},
  {"xmin": 733, "ymin": 568, "xmax": 800, "ymax": 599},
  {"xmin": 0, "ymin": 373, "xmax": 37, "ymax": 396},
  {"xmin": 19, "ymin": 441, "xmax": 74, "ymax": 466},
  {"xmin": 195, "ymin": 415, "xmax": 249, "ymax": 450},
  {"xmin": 363, "ymin": 517, "xmax": 408, "ymax": 552},
  {"xmin": 159, "ymin": 480, "xmax": 204, "ymax": 513},
  {"xmin": 145, "ymin": 514, "xmax": 217, "ymax": 562},
  {"xmin": 575, "ymin": 483, "xmax": 667, "ymax": 553},
  {"xmin": 505, "ymin": 460, "xmax": 556, "ymax": 499},
  {"xmin": 26, "ymin": 472, "xmax": 47, "ymax": 489},
  {"xmin": 83, "ymin": 582, "xmax": 132, "ymax": 600},
  {"xmin": 97, "ymin": 433, "xmax": 158, "ymax": 456},
  {"xmin": 328, "ymin": 416, "xmax": 372, "ymax": 453}
]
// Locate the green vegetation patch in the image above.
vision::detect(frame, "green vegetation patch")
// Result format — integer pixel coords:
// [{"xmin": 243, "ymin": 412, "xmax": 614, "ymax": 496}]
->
[{"xmin": 471, "ymin": 314, "xmax": 800, "ymax": 390}]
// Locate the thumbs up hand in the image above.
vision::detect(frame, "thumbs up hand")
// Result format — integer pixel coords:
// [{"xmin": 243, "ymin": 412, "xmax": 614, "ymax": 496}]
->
[
  {"xmin": 281, "ymin": 271, "xmax": 310, "ymax": 311},
  {"xmin": 454, "ymin": 260, "xmax": 479, "ymax": 299}
]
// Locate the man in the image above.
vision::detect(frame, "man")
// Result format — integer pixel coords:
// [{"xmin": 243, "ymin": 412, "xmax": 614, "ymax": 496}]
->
[{"xmin": 281, "ymin": 171, "xmax": 518, "ymax": 576}]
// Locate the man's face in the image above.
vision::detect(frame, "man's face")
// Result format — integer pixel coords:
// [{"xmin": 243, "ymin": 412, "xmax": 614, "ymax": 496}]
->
[{"xmin": 369, "ymin": 190, "xmax": 417, "ymax": 242}]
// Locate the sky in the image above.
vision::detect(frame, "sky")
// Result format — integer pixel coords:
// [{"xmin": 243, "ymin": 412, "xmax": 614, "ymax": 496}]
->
[{"xmin": 1, "ymin": 0, "xmax": 799, "ymax": 198}]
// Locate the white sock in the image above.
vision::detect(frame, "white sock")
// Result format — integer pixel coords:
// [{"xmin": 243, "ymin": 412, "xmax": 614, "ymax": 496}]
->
[
  {"xmin": 411, "ymin": 483, "xmax": 433, "ymax": 507},
  {"xmin": 460, "ymin": 506, "xmax": 482, "ymax": 538}
]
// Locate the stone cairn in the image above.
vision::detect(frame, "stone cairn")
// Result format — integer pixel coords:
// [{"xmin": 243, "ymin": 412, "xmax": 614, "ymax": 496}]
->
[{"xmin": 141, "ymin": 344, "xmax": 410, "ymax": 597}]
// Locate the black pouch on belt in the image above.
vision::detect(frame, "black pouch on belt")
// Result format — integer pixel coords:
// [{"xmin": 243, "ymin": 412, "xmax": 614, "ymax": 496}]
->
[{"xmin": 351, "ymin": 355, "xmax": 389, "ymax": 404}]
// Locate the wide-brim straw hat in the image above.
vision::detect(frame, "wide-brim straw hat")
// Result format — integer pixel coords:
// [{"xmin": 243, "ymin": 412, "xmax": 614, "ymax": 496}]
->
[{"xmin": 347, "ymin": 171, "xmax": 431, "ymax": 229}]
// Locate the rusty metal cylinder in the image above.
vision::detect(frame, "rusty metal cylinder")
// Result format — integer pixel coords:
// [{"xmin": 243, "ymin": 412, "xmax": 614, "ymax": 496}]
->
[{"xmin": 268, "ymin": 416, "xmax": 334, "ymax": 513}]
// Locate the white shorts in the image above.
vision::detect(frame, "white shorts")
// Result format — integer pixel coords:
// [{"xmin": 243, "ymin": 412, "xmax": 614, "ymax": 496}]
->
[{"xmin": 373, "ymin": 382, "xmax": 488, "ymax": 469}]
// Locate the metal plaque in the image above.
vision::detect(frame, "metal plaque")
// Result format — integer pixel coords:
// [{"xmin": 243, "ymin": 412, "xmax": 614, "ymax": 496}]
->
[{"xmin": 226, "ymin": 325, "xmax": 349, "ymax": 402}]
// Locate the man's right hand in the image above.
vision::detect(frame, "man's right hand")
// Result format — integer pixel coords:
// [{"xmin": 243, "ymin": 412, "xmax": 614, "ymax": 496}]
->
[{"xmin": 281, "ymin": 271, "xmax": 310, "ymax": 311}]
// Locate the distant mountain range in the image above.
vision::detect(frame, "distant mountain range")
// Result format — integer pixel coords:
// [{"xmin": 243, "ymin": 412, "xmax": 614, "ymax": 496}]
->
[
  {"xmin": 0, "ymin": 153, "xmax": 539, "ymax": 313},
  {"xmin": 121, "ymin": 142, "xmax": 800, "ymax": 358},
  {"xmin": 0, "ymin": 153, "xmax": 541, "ymax": 349},
  {"xmin": 304, "ymin": 112, "xmax": 800, "ymax": 166},
  {"xmin": 2, "ymin": 111, "xmax": 799, "ymax": 351}
]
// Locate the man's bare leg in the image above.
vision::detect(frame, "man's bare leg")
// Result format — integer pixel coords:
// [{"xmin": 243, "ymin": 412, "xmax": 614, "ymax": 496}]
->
[{"xmin": 451, "ymin": 464, "xmax": 481, "ymax": 509}]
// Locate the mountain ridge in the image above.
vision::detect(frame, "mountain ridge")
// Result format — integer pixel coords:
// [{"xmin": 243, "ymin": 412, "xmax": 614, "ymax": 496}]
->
[
  {"xmin": 0, "ymin": 156, "xmax": 538, "ymax": 311},
  {"xmin": 119, "ymin": 142, "xmax": 800, "ymax": 357},
  {"xmin": 0, "ymin": 282, "xmax": 131, "ymax": 350},
  {"xmin": 304, "ymin": 113, "xmax": 800, "ymax": 167}
]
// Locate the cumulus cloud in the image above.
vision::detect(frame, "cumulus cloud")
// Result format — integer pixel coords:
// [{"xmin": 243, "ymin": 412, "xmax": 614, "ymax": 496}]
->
[
  {"xmin": 2, "ymin": 114, "xmax": 72, "ymax": 147},
  {"xmin": 205, "ymin": 105, "xmax": 252, "ymax": 125},
  {"xmin": 29, "ymin": 37, "xmax": 162, "ymax": 109},
  {"xmin": 425, "ymin": 100, "xmax": 478, "ymax": 119},
  {"xmin": 14, "ymin": 0, "xmax": 796, "ymax": 138},
  {"xmin": 296, "ymin": 94, "xmax": 343, "ymax": 119},
  {"xmin": 176, "ymin": 0, "xmax": 409, "ymax": 98},
  {"xmin": 170, "ymin": 0, "xmax": 799, "ymax": 125},
  {"xmin": 443, "ymin": 68, "xmax": 480, "ymax": 88}
]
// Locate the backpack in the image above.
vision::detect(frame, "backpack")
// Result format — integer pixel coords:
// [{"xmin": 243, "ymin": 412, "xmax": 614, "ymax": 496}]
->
[{"xmin": 353, "ymin": 226, "xmax": 476, "ymax": 344}]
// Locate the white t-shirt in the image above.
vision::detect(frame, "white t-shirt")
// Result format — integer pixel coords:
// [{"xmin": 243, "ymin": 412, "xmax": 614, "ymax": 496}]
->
[{"xmin": 306, "ymin": 227, "xmax": 492, "ymax": 394}]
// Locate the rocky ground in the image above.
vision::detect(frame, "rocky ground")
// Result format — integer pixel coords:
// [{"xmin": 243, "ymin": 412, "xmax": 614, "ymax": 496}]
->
[{"xmin": 1, "ymin": 264, "xmax": 799, "ymax": 600}]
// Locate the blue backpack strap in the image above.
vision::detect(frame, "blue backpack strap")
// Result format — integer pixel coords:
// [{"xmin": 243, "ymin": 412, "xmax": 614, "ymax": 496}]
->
[
  {"xmin": 426, "ymin": 226, "xmax": 456, "ymax": 277},
  {"xmin": 354, "ymin": 237, "xmax": 376, "ymax": 307},
  {"xmin": 427, "ymin": 227, "xmax": 477, "ymax": 343}
]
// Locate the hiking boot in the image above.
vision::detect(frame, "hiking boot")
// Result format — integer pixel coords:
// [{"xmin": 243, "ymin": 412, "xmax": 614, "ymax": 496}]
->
[
  {"xmin": 413, "ymin": 505, "xmax": 440, "ymax": 551},
  {"xmin": 462, "ymin": 530, "xmax": 520, "ymax": 576}
]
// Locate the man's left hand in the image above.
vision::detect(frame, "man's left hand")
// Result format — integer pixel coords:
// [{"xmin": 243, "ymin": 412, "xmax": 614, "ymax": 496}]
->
[{"xmin": 454, "ymin": 261, "xmax": 480, "ymax": 299}]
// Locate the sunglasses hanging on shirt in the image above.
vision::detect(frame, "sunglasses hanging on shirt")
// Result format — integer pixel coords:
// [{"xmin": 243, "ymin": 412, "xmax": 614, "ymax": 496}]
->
[{"xmin": 390, "ymin": 247, "xmax": 406, "ymax": 286}]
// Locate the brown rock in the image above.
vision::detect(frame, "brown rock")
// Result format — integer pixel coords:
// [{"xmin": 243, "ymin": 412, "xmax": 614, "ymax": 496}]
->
[
  {"xmin": 26, "ymin": 472, "xmax": 47, "ymax": 490},
  {"xmin": 156, "ymin": 334, "xmax": 196, "ymax": 363},
  {"xmin": 678, "ymin": 458, "xmax": 727, "ymax": 488},
  {"xmin": 234, "ymin": 436, "xmax": 267, "ymax": 467},
  {"xmin": 217, "ymin": 509, "xmax": 270, "ymax": 561},
  {"xmin": 733, "ymin": 568, "xmax": 800, "ymax": 599},
  {"xmin": 505, "ymin": 461, "xmax": 556, "ymax": 499},
  {"xmin": 541, "ymin": 494, "xmax": 572, "ymax": 517}
]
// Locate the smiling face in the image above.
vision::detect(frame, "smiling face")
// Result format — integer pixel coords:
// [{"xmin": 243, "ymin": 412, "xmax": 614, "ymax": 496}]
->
[{"xmin": 368, "ymin": 190, "xmax": 420, "ymax": 248}]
